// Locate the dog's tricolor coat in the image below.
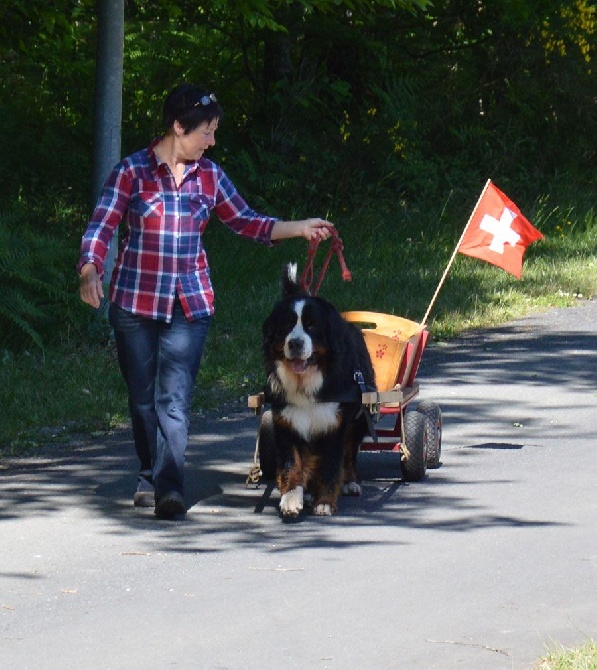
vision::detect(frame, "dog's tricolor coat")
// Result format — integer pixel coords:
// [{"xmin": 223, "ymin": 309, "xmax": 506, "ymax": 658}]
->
[{"xmin": 262, "ymin": 264, "xmax": 375, "ymax": 516}]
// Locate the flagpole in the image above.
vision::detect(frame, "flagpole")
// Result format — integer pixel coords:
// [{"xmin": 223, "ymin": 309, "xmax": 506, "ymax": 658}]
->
[{"xmin": 419, "ymin": 178, "xmax": 492, "ymax": 326}]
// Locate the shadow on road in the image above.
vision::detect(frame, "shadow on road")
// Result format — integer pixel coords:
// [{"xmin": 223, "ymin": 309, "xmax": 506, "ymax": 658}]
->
[
  {"xmin": 419, "ymin": 325, "xmax": 597, "ymax": 389},
  {"xmin": 3, "ymin": 320, "xmax": 592, "ymax": 551}
]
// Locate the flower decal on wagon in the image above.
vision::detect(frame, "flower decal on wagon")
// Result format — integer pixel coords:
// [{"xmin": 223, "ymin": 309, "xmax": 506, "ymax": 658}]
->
[{"xmin": 376, "ymin": 343, "xmax": 388, "ymax": 359}]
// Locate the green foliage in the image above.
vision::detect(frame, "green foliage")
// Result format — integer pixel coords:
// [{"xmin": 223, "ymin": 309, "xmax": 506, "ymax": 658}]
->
[
  {"xmin": 2, "ymin": 187, "xmax": 595, "ymax": 449},
  {"xmin": 2, "ymin": 0, "xmax": 595, "ymax": 217},
  {"xmin": 0, "ymin": 340, "xmax": 127, "ymax": 454},
  {"xmin": 0, "ymin": 207, "xmax": 83, "ymax": 352},
  {"xmin": 535, "ymin": 638, "xmax": 597, "ymax": 670},
  {"xmin": 0, "ymin": 0, "xmax": 595, "ymax": 354},
  {"xmin": 0, "ymin": 0, "xmax": 95, "ymax": 208}
]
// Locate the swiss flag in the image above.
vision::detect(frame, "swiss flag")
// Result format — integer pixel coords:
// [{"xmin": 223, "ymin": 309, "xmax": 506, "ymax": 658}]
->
[{"xmin": 458, "ymin": 181, "xmax": 544, "ymax": 278}]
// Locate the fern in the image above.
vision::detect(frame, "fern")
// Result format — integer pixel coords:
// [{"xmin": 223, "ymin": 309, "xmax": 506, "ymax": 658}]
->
[{"xmin": 0, "ymin": 209, "xmax": 74, "ymax": 351}]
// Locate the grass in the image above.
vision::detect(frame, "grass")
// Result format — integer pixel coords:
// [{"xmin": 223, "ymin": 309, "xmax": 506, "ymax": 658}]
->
[
  {"xmin": 535, "ymin": 639, "xmax": 597, "ymax": 669},
  {"xmin": 0, "ymin": 342, "xmax": 129, "ymax": 457},
  {"xmin": 1, "ymin": 190, "xmax": 596, "ymax": 453}
]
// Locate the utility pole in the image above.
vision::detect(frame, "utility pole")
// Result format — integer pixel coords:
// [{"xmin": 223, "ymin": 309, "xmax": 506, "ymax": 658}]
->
[{"xmin": 92, "ymin": 0, "xmax": 124, "ymax": 306}]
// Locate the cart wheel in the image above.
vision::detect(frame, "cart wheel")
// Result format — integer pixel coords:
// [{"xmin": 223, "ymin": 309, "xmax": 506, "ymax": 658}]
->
[
  {"xmin": 257, "ymin": 410, "xmax": 277, "ymax": 480},
  {"xmin": 401, "ymin": 409, "xmax": 428, "ymax": 482},
  {"xmin": 417, "ymin": 401, "xmax": 442, "ymax": 469}
]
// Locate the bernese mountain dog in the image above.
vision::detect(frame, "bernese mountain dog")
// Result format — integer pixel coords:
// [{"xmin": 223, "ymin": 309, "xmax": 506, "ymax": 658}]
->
[{"xmin": 262, "ymin": 263, "xmax": 376, "ymax": 517}]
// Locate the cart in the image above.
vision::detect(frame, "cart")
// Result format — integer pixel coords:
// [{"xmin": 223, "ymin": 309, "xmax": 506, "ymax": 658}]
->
[{"xmin": 247, "ymin": 309, "xmax": 442, "ymax": 485}]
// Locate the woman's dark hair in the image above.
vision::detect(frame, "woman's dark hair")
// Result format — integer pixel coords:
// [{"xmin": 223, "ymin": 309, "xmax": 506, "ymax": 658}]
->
[{"xmin": 162, "ymin": 83, "xmax": 222, "ymax": 133}]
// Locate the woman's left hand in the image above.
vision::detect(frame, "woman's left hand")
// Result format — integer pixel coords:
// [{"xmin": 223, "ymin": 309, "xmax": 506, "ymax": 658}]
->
[
  {"xmin": 271, "ymin": 218, "xmax": 335, "ymax": 241},
  {"xmin": 301, "ymin": 218, "xmax": 335, "ymax": 241}
]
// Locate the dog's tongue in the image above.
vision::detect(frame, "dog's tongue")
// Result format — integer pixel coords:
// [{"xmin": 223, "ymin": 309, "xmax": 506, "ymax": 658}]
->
[{"xmin": 290, "ymin": 359, "xmax": 308, "ymax": 374}]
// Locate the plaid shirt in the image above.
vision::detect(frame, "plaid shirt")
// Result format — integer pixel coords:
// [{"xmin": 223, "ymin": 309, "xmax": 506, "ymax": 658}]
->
[{"xmin": 78, "ymin": 140, "xmax": 278, "ymax": 322}]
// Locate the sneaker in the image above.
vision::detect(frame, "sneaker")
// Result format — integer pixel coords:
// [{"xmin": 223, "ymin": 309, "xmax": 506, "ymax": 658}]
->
[
  {"xmin": 154, "ymin": 491, "xmax": 186, "ymax": 520},
  {"xmin": 133, "ymin": 472, "xmax": 155, "ymax": 508}
]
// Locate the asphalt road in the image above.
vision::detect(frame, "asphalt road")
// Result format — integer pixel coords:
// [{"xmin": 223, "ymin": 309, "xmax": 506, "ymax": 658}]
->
[{"xmin": 2, "ymin": 299, "xmax": 596, "ymax": 670}]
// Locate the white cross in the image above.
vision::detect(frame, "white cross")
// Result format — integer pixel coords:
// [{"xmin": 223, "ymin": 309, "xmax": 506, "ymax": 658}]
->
[{"xmin": 479, "ymin": 207, "xmax": 521, "ymax": 254}]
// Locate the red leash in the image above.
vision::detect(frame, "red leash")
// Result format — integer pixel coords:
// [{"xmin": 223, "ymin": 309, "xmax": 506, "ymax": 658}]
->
[{"xmin": 299, "ymin": 225, "xmax": 352, "ymax": 296}]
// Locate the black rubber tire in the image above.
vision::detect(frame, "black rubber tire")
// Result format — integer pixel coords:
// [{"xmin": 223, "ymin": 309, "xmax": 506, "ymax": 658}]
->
[
  {"xmin": 257, "ymin": 410, "xmax": 277, "ymax": 480},
  {"xmin": 401, "ymin": 409, "xmax": 428, "ymax": 482},
  {"xmin": 417, "ymin": 401, "xmax": 442, "ymax": 469}
]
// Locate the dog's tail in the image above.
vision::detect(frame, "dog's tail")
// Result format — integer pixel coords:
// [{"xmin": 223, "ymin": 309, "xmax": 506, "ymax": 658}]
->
[{"xmin": 282, "ymin": 262, "xmax": 307, "ymax": 297}]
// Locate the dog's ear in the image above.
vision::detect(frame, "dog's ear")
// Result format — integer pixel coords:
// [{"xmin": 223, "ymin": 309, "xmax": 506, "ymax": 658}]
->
[
  {"xmin": 326, "ymin": 307, "xmax": 346, "ymax": 357},
  {"xmin": 262, "ymin": 310, "xmax": 276, "ymax": 349},
  {"xmin": 281, "ymin": 262, "xmax": 305, "ymax": 298}
]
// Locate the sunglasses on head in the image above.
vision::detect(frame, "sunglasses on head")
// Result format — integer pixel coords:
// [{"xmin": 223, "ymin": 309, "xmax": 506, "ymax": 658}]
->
[{"xmin": 193, "ymin": 93, "xmax": 217, "ymax": 108}]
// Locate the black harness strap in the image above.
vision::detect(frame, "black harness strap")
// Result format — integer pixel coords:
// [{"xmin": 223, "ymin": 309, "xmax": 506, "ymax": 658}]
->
[
  {"xmin": 263, "ymin": 370, "xmax": 378, "ymax": 442},
  {"xmin": 353, "ymin": 371, "xmax": 378, "ymax": 443}
]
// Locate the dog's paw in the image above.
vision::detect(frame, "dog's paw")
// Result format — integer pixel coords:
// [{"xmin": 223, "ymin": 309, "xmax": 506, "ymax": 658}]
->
[
  {"xmin": 313, "ymin": 503, "xmax": 333, "ymax": 516},
  {"xmin": 342, "ymin": 481, "xmax": 362, "ymax": 496},
  {"xmin": 280, "ymin": 486, "xmax": 304, "ymax": 516}
]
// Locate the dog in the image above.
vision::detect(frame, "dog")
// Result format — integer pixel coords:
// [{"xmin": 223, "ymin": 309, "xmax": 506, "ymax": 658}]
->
[{"xmin": 262, "ymin": 263, "xmax": 376, "ymax": 516}]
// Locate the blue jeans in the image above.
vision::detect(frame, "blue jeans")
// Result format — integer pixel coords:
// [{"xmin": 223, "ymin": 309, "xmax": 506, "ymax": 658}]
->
[{"xmin": 109, "ymin": 301, "xmax": 212, "ymax": 500}]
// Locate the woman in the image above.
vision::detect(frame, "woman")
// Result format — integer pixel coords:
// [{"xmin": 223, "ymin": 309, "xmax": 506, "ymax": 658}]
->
[{"xmin": 78, "ymin": 83, "xmax": 333, "ymax": 519}]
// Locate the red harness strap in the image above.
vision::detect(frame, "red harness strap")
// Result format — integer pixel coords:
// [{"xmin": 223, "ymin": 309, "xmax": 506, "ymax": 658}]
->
[{"xmin": 299, "ymin": 226, "xmax": 352, "ymax": 296}]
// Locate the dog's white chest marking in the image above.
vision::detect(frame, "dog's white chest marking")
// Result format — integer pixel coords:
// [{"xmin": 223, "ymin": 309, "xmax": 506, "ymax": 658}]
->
[
  {"xmin": 281, "ymin": 403, "xmax": 339, "ymax": 440},
  {"xmin": 273, "ymin": 362, "xmax": 324, "ymax": 399}
]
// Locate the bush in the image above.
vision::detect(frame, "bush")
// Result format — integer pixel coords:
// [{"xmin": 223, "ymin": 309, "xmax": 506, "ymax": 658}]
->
[{"xmin": 0, "ymin": 206, "xmax": 86, "ymax": 352}]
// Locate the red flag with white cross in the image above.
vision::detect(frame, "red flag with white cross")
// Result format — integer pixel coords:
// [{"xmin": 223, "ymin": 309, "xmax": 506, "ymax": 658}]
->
[{"xmin": 458, "ymin": 181, "xmax": 544, "ymax": 279}]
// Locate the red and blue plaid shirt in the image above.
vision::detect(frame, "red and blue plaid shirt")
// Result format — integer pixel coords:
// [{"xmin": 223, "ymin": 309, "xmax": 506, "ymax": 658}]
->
[{"xmin": 78, "ymin": 139, "xmax": 278, "ymax": 322}]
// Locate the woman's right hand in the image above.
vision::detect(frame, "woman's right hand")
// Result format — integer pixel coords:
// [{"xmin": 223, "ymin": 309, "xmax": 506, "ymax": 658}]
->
[{"xmin": 79, "ymin": 263, "xmax": 104, "ymax": 309}]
